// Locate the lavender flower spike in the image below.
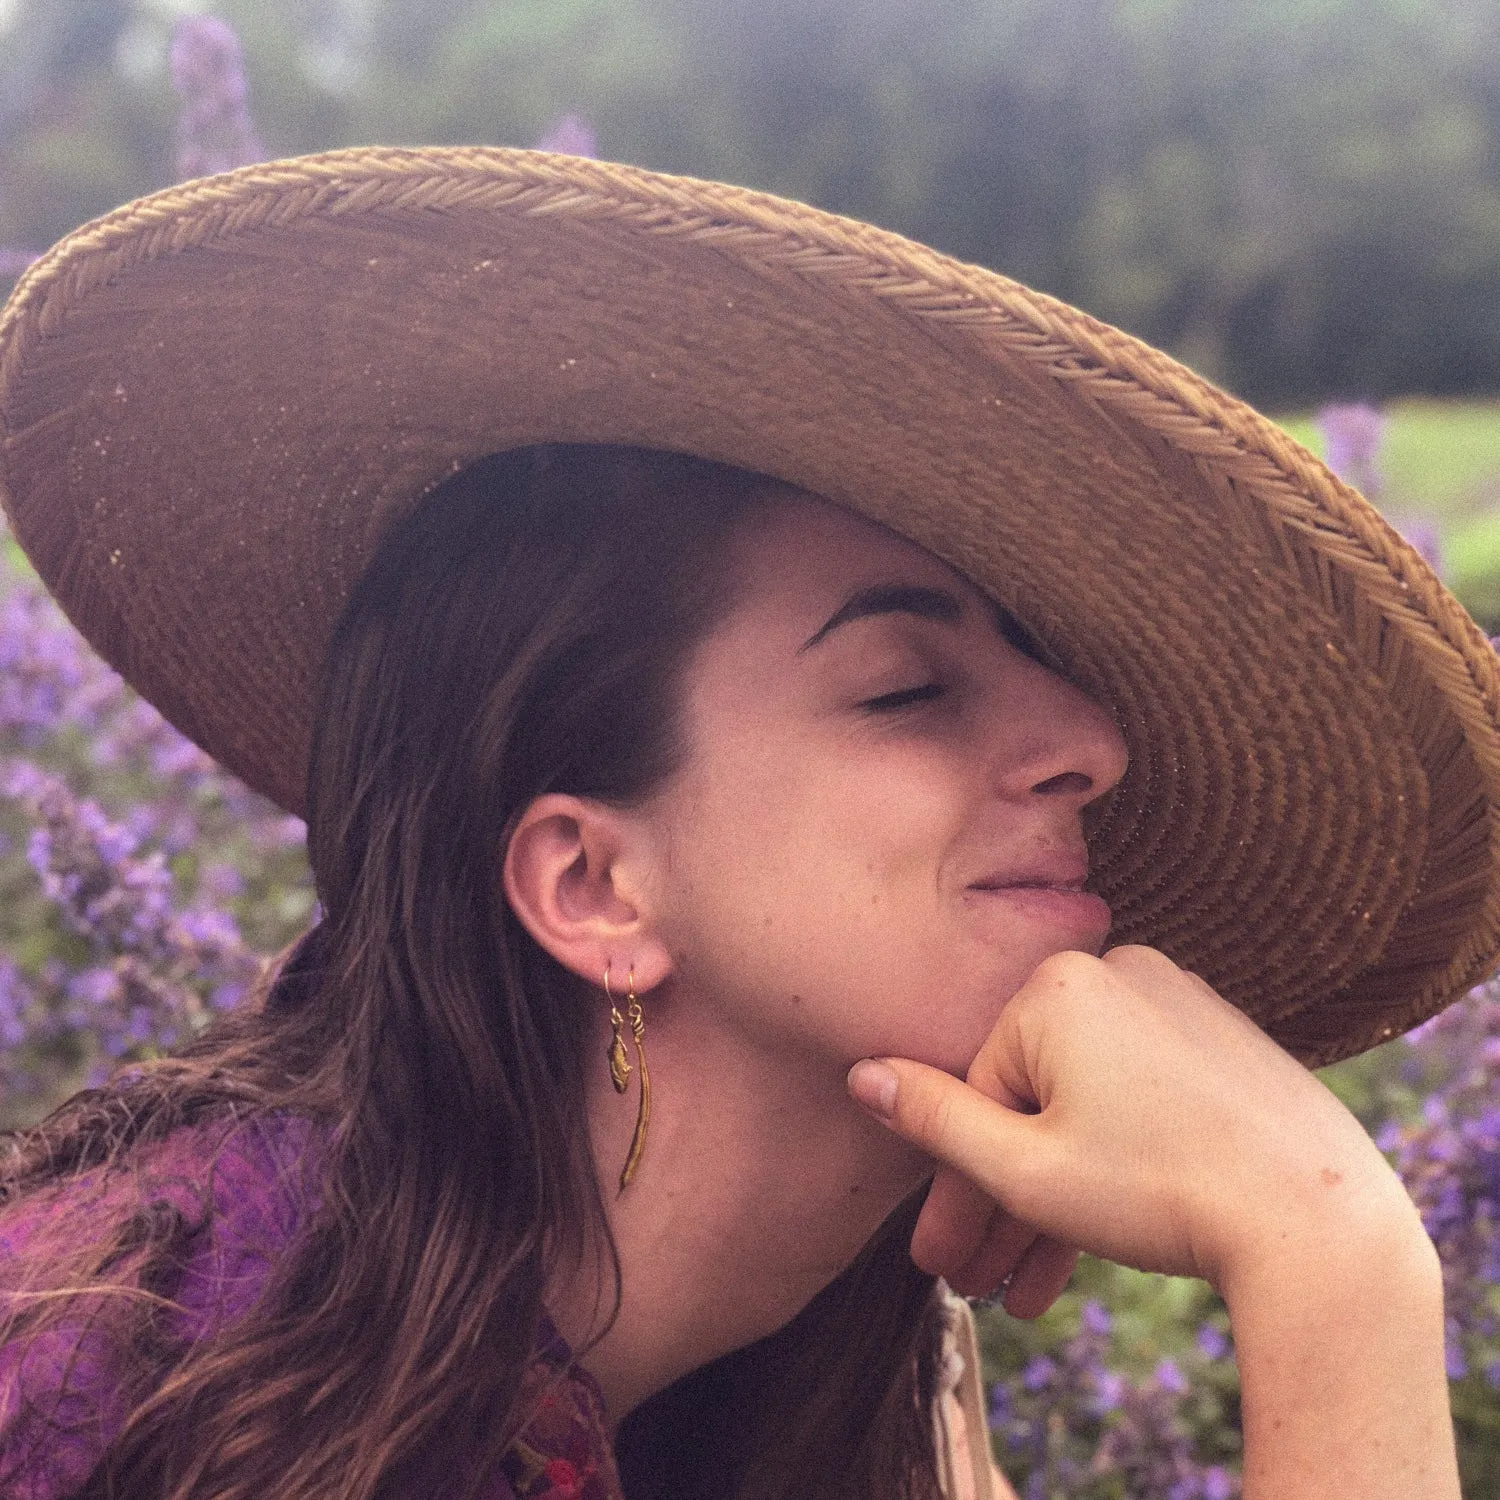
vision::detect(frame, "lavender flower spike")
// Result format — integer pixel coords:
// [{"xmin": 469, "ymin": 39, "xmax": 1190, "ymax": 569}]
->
[
  {"xmin": 534, "ymin": 113, "xmax": 598, "ymax": 159},
  {"xmin": 1315, "ymin": 401, "xmax": 1386, "ymax": 501},
  {"xmin": 170, "ymin": 15, "xmax": 264, "ymax": 181}
]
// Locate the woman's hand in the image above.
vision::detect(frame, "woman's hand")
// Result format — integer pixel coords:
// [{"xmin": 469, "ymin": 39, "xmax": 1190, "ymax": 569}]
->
[
  {"xmin": 847, "ymin": 945, "xmax": 1459, "ymax": 1500},
  {"xmin": 850, "ymin": 944, "xmax": 1410, "ymax": 1308}
]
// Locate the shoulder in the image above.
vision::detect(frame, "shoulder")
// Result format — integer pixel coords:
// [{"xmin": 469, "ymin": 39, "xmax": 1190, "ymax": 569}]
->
[
  {"xmin": 0, "ymin": 1112, "xmax": 324, "ymax": 1499},
  {"xmin": 169, "ymin": 1111, "xmax": 325, "ymax": 1335},
  {"xmin": 2, "ymin": 1112, "xmax": 323, "ymax": 1324},
  {"xmin": 2, "ymin": 1110, "xmax": 321, "ymax": 1242}
]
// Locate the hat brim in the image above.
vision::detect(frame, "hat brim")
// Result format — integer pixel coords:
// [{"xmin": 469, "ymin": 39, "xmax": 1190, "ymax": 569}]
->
[{"xmin": 2, "ymin": 145, "xmax": 1498, "ymax": 1065}]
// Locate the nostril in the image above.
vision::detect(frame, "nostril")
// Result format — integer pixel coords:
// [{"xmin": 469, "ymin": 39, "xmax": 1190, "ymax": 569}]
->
[{"xmin": 1033, "ymin": 770, "xmax": 1093, "ymax": 797}]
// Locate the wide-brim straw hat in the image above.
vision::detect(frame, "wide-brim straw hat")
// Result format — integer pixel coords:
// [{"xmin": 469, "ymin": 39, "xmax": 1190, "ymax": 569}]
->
[{"xmin": 1, "ymin": 145, "xmax": 1498, "ymax": 1066}]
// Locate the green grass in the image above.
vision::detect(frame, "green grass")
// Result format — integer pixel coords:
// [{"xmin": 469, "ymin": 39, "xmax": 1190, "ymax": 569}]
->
[{"xmin": 1276, "ymin": 398, "xmax": 1500, "ymax": 630}]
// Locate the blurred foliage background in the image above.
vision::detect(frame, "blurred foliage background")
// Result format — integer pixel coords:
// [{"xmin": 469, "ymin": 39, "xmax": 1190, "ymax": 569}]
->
[
  {"xmin": 12, "ymin": 0, "xmax": 1500, "ymax": 609},
  {"xmin": 5, "ymin": 0, "xmax": 1500, "ymax": 408}
]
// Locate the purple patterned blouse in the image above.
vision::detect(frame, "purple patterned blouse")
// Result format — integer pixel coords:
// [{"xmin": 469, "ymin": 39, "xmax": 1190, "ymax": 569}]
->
[{"xmin": 0, "ymin": 1116, "xmax": 622, "ymax": 1500}]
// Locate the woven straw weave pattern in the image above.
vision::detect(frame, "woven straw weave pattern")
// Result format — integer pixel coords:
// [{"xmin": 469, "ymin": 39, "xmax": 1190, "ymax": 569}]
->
[{"xmin": 2, "ymin": 146, "xmax": 1498, "ymax": 1065}]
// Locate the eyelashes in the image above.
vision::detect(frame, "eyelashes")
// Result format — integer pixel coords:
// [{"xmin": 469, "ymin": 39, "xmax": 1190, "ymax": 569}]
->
[{"xmin": 859, "ymin": 683, "xmax": 946, "ymax": 713}]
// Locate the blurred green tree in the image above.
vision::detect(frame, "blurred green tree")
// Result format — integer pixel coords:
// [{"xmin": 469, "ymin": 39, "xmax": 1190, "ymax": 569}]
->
[{"xmin": 2, "ymin": 0, "xmax": 1499, "ymax": 412}]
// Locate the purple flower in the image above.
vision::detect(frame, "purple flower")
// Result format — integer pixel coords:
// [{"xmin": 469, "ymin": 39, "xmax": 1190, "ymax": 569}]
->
[
  {"xmin": 1080, "ymin": 1299, "xmax": 1112, "ymax": 1336},
  {"xmin": 66, "ymin": 966, "xmax": 121, "ymax": 1009},
  {"xmin": 199, "ymin": 861, "xmax": 246, "ymax": 902},
  {"xmin": 1397, "ymin": 517, "xmax": 1443, "ymax": 575},
  {"xmin": 175, "ymin": 907, "xmax": 244, "ymax": 951},
  {"xmin": 1381, "ymin": 979, "xmax": 1500, "ymax": 1380},
  {"xmin": 1195, "ymin": 1323, "xmax": 1230, "ymax": 1361},
  {"xmin": 210, "ymin": 981, "xmax": 248, "ymax": 1012},
  {"xmin": 170, "ymin": 16, "xmax": 264, "ymax": 180},
  {"xmin": 1203, "ymin": 1469, "xmax": 1235, "ymax": 1500},
  {"xmin": 1316, "ymin": 401, "xmax": 1386, "ymax": 499},
  {"xmin": 534, "ymin": 113, "xmax": 598, "ymax": 159},
  {"xmin": 0, "ymin": 958, "xmax": 36, "ymax": 1050},
  {"xmin": 988, "ymin": 1382, "xmax": 1013, "ymax": 1429},
  {"xmin": 0, "ymin": 249, "xmax": 39, "ymax": 278},
  {"xmin": 1091, "ymin": 1368, "xmax": 1125, "ymax": 1414},
  {"xmin": 987, "ymin": 1293, "xmax": 1243, "ymax": 1499},
  {"xmin": 0, "ymin": 517, "xmax": 311, "ymax": 1107}
]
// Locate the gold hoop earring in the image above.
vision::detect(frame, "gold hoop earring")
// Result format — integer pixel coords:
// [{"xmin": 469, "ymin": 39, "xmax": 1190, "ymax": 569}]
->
[{"xmin": 602, "ymin": 963, "xmax": 651, "ymax": 1191}]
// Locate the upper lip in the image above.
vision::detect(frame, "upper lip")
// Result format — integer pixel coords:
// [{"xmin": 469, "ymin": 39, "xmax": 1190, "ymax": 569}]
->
[{"xmin": 967, "ymin": 851, "xmax": 1090, "ymax": 891}]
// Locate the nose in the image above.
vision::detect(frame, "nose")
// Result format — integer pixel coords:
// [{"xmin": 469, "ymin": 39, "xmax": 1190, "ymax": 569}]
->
[{"xmin": 1002, "ymin": 657, "xmax": 1129, "ymax": 807}]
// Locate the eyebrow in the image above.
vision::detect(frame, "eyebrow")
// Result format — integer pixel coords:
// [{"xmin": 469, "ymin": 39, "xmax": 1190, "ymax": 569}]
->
[{"xmin": 799, "ymin": 584, "xmax": 965, "ymax": 652}]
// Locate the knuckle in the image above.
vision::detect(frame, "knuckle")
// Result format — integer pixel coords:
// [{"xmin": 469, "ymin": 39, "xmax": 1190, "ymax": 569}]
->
[
  {"xmin": 1104, "ymin": 943, "xmax": 1175, "ymax": 976},
  {"xmin": 1029, "ymin": 949, "xmax": 1098, "ymax": 990}
]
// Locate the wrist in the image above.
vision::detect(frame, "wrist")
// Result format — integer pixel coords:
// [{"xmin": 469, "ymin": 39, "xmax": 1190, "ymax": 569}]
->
[
  {"xmin": 1214, "ymin": 1156, "xmax": 1434, "ymax": 1310},
  {"xmin": 1223, "ymin": 1200, "xmax": 1441, "ymax": 1329},
  {"xmin": 1223, "ymin": 1201, "xmax": 1455, "ymax": 1500}
]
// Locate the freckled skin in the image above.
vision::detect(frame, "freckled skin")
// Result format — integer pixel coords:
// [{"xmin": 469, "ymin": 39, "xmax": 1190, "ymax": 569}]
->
[
  {"xmin": 526, "ymin": 496, "xmax": 1460, "ymax": 1496},
  {"xmin": 637, "ymin": 495, "xmax": 1127, "ymax": 1078}
]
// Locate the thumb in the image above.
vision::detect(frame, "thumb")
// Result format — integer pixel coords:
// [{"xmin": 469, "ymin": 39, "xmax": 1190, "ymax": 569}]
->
[{"xmin": 847, "ymin": 1056, "xmax": 1055, "ymax": 1211}]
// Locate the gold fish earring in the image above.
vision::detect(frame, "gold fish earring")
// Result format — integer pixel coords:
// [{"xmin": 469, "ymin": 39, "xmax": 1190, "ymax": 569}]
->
[{"xmin": 604, "ymin": 963, "xmax": 651, "ymax": 1191}]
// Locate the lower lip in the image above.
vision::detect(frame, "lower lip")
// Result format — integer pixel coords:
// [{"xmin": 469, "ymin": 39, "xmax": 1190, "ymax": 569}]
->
[{"xmin": 968, "ymin": 885, "xmax": 1113, "ymax": 934}]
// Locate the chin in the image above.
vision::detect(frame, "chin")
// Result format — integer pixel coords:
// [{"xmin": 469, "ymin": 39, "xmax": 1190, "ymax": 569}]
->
[{"xmin": 909, "ymin": 1014, "xmax": 1016, "ymax": 1079}]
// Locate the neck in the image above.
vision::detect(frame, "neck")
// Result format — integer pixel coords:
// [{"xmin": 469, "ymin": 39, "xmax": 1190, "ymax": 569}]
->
[{"xmin": 546, "ymin": 987, "xmax": 931, "ymax": 1428}]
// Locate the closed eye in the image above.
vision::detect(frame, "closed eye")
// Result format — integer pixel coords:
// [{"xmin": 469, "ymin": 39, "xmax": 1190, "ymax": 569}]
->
[{"xmin": 860, "ymin": 683, "xmax": 945, "ymax": 712}]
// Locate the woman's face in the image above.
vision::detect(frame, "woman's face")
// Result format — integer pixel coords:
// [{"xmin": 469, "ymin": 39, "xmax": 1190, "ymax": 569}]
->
[{"xmin": 638, "ymin": 494, "xmax": 1129, "ymax": 1077}]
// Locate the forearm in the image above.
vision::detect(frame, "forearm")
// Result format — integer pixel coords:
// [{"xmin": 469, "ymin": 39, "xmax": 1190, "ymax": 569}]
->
[
  {"xmin": 1227, "ymin": 1205, "xmax": 1458, "ymax": 1500},
  {"xmin": 850, "ymin": 949, "xmax": 1468, "ymax": 1497}
]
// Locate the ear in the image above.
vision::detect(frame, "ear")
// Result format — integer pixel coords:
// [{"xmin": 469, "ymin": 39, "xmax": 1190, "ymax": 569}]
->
[{"xmin": 502, "ymin": 793, "xmax": 673, "ymax": 993}]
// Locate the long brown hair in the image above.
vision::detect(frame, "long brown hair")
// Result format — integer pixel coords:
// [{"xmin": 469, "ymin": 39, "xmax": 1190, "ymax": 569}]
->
[{"xmin": 0, "ymin": 445, "xmax": 942, "ymax": 1499}]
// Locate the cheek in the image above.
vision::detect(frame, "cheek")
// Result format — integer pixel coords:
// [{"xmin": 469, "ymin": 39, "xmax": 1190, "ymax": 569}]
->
[
  {"xmin": 654, "ymin": 744, "xmax": 1007, "ymax": 1063},
  {"xmin": 694, "ymin": 737, "xmax": 958, "ymax": 912}
]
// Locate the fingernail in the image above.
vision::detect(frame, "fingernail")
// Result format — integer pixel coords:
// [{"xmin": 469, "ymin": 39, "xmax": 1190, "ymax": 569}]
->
[{"xmin": 847, "ymin": 1058, "xmax": 898, "ymax": 1119}]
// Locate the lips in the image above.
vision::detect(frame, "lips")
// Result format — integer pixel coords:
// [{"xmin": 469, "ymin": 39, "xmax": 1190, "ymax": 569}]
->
[
  {"xmin": 967, "ymin": 852, "xmax": 1091, "ymax": 894},
  {"xmin": 966, "ymin": 852, "xmax": 1112, "ymax": 934},
  {"xmin": 971, "ymin": 877, "xmax": 1089, "ymax": 894}
]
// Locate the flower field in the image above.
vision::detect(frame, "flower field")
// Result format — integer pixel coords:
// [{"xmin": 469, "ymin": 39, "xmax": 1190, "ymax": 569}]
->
[
  {"xmin": 4, "ymin": 6, "xmax": 1500, "ymax": 1491},
  {"xmin": 0, "ymin": 535, "xmax": 312, "ymax": 1125},
  {"xmin": 1, "ymin": 405, "xmax": 1499, "ymax": 1492}
]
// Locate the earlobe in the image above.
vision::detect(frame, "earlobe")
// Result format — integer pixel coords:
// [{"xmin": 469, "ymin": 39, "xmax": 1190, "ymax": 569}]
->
[{"xmin": 501, "ymin": 793, "xmax": 672, "ymax": 992}]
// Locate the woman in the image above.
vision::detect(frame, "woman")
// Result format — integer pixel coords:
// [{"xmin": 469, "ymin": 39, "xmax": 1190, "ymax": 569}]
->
[{"xmin": 0, "ymin": 147, "xmax": 1496, "ymax": 1500}]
